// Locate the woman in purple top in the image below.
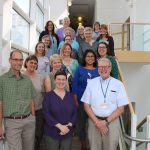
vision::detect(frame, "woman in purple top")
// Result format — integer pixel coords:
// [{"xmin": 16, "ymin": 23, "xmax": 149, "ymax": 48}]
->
[{"xmin": 43, "ymin": 70, "xmax": 77, "ymax": 150}]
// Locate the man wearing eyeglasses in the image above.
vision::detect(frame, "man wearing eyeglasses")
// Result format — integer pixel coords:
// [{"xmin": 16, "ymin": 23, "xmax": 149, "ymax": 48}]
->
[
  {"xmin": 0, "ymin": 50, "xmax": 36, "ymax": 150},
  {"xmin": 81, "ymin": 58, "xmax": 129, "ymax": 150}
]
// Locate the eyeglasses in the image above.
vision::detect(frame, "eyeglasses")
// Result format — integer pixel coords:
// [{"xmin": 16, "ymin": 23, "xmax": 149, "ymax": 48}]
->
[
  {"xmin": 99, "ymin": 46, "xmax": 106, "ymax": 49},
  {"xmin": 11, "ymin": 59, "xmax": 24, "ymax": 62},
  {"xmin": 65, "ymin": 38, "xmax": 72, "ymax": 41},
  {"xmin": 86, "ymin": 55, "xmax": 94, "ymax": 58},
  {"xmin": 98, "ymin": 66, "xmax": 111, "ymax": 69}
]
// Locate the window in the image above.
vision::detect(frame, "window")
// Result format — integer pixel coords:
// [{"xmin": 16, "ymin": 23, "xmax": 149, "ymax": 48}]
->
[
  {"xmin": 36, "ymin": 5, "xmax": 44, "ymax": 30},
  {"xmin": 13, "ymin": 0, "xmax": 30, "ymax": 15},
  {"xmin": 11, "ymin": 9, "xmax": 29, "ymax": 49},
  {"xmin": 36, "ymin": 31, "xmax": 40, "ymax": 42}
]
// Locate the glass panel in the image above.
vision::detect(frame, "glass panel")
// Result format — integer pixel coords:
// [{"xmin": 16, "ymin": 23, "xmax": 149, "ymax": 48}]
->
[
  {"xmin": 137, "ymin": 123, "xmax": 147, "ymax": 150},
  {"xmin": 36, "ymin": 30, "xmax": 40, "ymax": 42},
  {"xmin": 13, "ymin": 0, "xmax": 30, "ymax": 15},
  {"xmin": 143, "ymin": 25, "xmax": 150, "ymax": 50},
  {"xmin": 109, "ymin": 23, "xmax": 150, "ymax": 51},
  {"xmin": 38, "ymin": 0, "xmax": 44, "ymax": 7},
  {"xmin": 11, "ymin": 9, "xmax": 29, "ymax": 49},
  {"xmin": 36, "ymin": 5, "xmax": 44, "ymax": 30}
]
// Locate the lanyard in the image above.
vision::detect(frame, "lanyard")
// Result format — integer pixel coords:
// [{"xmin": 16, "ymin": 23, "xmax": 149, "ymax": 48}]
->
[{"xmin": 100, "ymin": 78, "xmax": 111, "ymax": 103}]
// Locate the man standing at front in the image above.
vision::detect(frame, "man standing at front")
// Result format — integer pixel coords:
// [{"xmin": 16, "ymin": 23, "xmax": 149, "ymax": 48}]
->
[
  {"xmin": 0, "ymin": 50, "xmax": 36, "ymax": 150},
  {"xmin": 81, "ymin": 58, "xmax": 129, "ymax": 150}
]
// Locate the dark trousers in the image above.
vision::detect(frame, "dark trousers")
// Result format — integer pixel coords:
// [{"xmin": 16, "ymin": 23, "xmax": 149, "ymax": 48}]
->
[
  {"xmin": 35, "ymin": 109, "xmax": 44, "ymax": 150},
  {"xmin": 76, "ymin": 104, "xmax": 88, "ymax": 141},
  {"xmin": 44, "ymin": 135, "xmax": 72, "ymax": 150}
]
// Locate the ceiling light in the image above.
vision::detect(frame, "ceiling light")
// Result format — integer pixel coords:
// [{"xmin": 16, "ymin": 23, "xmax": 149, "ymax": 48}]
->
[
  {"xmin": 68, "ymin": 1, "xmax": 72, "ymax": 6},
  {"xmin": 78, "ymin": 22, "xmax": 83, "ymax": 26},
  {"xmin": 78, "ymin": 16, "xmax": 82, "ymax": 21}
]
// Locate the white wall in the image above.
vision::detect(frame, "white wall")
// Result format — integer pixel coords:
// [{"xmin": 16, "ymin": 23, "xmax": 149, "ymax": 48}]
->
[
  {"xmin": 49, "ymin": 0, "xmax": 68, "ymax": 28},
  {"xmin": 95, "ymin": 0, "xmax": 131, "ymax": 24},
  {"xmin": 120, "ymin": 62, "xmax": 150, "ymax": 122}
]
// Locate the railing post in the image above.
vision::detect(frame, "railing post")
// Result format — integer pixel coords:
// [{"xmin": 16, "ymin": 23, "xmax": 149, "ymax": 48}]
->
[
  {"xmin": 122, "ymin": 24, "xmax": 125, "ymax": 51},
  {"xmin": 146, "ymin": 115, "xmax": 150, "ymax": 150},
  {"xmin": 130, "ymin": 114, "xmax": 137, "ymax": 150}
]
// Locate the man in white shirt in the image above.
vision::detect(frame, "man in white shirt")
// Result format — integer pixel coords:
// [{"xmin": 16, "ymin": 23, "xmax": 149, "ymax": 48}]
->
[{"xmin": 81, "ymin": 57, "xmax": 129, "ymax": 150}]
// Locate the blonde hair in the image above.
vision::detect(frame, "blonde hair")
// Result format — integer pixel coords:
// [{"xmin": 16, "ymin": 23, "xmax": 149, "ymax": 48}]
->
[
  {"xmin": 60, "ymin": 43, "xmax": 73, "ymax": 58},
  {"xmin": 49, "ymin": 54, "xmax": 62, "ymax": 65},
  {"xmin": 78, "ymin": 25, "xmax": 84, "ymax": 30}
]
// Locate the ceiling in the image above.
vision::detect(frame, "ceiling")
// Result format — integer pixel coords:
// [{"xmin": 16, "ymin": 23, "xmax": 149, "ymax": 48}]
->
[{"xmin": 69, "ymin": 0, "xmax": 95, "ymax": 30}]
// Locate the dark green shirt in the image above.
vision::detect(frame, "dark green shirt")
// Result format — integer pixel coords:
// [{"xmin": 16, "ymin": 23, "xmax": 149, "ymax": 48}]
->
[
  {"xmin": 0, "ymin": 70, "xmax": 36, "ymax": 117},
  {"xmin": 107, "ymin": 55, "xmax": 119, "ymax": 79}
]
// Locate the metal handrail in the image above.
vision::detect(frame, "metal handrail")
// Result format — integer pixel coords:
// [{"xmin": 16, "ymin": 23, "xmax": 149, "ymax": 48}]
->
[
  {"xmin": 123, "ymin": 132, "xmax": 150, "ymax": 143},
  {"xmin": 137, "ymin": 117, "xmax": 147, "ymax": 130},
  {"xmin": 120, "ymin": 115, "xmax": 150, "ymax": 148}
]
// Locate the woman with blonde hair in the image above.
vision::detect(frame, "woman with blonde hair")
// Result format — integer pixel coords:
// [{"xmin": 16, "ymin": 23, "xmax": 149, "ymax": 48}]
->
[
  {"xmin": 49, "ymin": 54, "xmax": 64, "ymax": 90},
  {"xmin": 60, "ymin": 43, "xmax": 79, "ymax": 91},
  {"xmin": 34, "ymin": 42, "xmax": 50, "ymax": 75},
  {"xmin": 58, "ymin": 27, "xmax": 79, "ymax": 59}
]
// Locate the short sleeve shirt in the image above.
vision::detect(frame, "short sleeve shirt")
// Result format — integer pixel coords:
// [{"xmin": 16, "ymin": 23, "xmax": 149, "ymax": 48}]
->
[
  {"xmin": 81, "ymin": 76, "xmax": 129, "ymax": 117},
  {"xmin": 0, "ymin": 70, "xmax": 36, "ymax": 117}
]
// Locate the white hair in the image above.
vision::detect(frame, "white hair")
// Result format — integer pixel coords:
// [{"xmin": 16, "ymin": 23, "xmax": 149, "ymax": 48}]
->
[{"xmin": 98, "ymin": 57, "xmax": 112, "ymax": 68}]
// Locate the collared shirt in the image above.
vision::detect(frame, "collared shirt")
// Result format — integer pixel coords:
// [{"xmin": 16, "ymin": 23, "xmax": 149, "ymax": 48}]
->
[
  {"xmin": 0, "ymin": 70, "xmax": 36, "ymax": 117},
  {"xmin": 81, "ymin": 76, "xmax": 129, "ymax": 117}
]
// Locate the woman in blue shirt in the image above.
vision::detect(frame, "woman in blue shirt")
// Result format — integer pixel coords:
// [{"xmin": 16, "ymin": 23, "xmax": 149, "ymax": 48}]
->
[{"xmin": 72, "ymin": 49, "xmax": 99, "ymax": 150}]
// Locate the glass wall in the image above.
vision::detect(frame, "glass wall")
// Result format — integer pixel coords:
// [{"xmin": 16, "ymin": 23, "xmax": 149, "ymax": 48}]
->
[
  {"xmin": 36, "ymin": 4, "xmax": 44, "ymax": 30},
  {"xmin": 38, "ymin": 0, "xmax": 44, "ymax": 7},
  {"xmin": 13, "ymin": 0, "xmax": 30, "ymax": 15},
  {"xmin": 11, "ymin": 9, "xmax": 29, "ymax": 49}
]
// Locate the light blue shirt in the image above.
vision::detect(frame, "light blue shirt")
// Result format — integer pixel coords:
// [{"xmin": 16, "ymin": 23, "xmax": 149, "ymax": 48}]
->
[
  {"xmin": 81, "ymin": 76, "xmax": 129, "ymax": 117},
  {"xmin": 36, "ymin": 56, "xmax": 50, "ymax": 75},
  {"xmin": 58, "ymin": 40, "xmax": 79, "ymax": 52}
]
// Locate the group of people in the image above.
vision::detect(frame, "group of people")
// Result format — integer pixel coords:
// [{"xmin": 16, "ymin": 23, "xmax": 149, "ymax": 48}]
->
[{"xmin": 0, "ymin": 16, "xmax": 129, "ymax": 150}]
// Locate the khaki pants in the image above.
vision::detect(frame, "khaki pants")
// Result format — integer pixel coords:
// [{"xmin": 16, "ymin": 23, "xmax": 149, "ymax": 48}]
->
[
  {"xmin": 88, "ymin": 118, "xmax": 120, "ymax": 150},
  {"xmin": 4, "ymin": 114, "xmax": 35, "ymax": 150}
]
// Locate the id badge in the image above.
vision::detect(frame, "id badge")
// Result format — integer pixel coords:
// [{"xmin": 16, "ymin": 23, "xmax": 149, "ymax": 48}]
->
[
  {"xmin": 87, "ymin": 79, "xmax": 91, "ymax": 83},
  {"xmin": 100, "ymin": 102, "xmax": 109, "ymax": 109}
]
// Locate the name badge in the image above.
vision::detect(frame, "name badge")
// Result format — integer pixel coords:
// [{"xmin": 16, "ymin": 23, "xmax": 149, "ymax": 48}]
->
[
  {"xmin": 100, "ymin": 102, "xmax": 109, "ymax": 109},
  {"xmin": 87, "ymin": 79, "xmax": 91, "ymax": 83}
]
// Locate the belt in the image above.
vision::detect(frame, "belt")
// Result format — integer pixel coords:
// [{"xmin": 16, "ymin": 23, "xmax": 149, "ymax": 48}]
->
[
  {"xmin": 5, "ymin": 114, "xmax": 30, "ymax": 119},
  {"xmin": 96, "ymin": 116, "xmax": 108, "ymax": 120}
]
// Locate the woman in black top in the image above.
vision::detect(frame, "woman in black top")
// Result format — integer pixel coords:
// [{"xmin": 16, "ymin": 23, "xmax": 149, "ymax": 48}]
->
[
  {"xmin": 97, "ymin": 24, "xmax": 115, "ymax": 57},
  {"xmin": 39, "ymin": 20, "xmax": 59, "ymax": 54}
]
